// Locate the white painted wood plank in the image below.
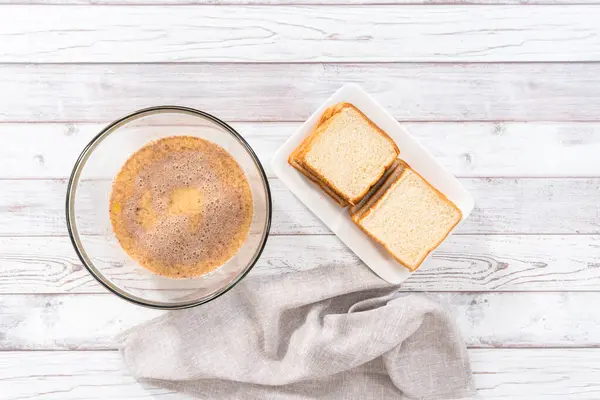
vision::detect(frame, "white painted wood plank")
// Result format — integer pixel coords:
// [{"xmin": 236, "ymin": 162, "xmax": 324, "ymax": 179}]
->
[
  {"xmin": 1, "ymin": 349, "xmax": 599, "ymax": 400},
  {"xmin": 2, "ymin": 178, "xmax": 599, "ymax": 236},
  {"xmin": 4, "ymin": 122, "xmax": 600, "ymax": 179},
  {"xmin": 2, "ymin": 6, "xmax": 600, "ymax": 62},
  {"xmin": 3, "ymin": 63, "xmax": 600, "ymax": 122},
  {"xmin": 1, "ymin": 292, "xmax": 599, "ymax": 349},
  {"xmin": 2, "ymin": 235, "xmax": 599, "ymax": 294},
  {"xmin": 4, "ymin": 0, "xmax": 600, "ymax": 4},
  {"xmin": 470, "ymin": 349, "xmax": 600, "ymax": 399},
  {"xmin": 0, "ymin": 351, "xmax": 184, "ymax": 400}
]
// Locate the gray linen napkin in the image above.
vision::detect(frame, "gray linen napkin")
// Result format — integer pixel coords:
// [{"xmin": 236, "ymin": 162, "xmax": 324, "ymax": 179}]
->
[{"xmin": 120, "ymin": 264, "xmax": 475, "ymax": 399}]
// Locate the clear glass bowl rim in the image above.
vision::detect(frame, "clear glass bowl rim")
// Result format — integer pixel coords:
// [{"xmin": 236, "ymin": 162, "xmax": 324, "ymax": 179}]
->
[{"xmin": 65, "ymin": 105, "xmax": 272, "ymax": 310}]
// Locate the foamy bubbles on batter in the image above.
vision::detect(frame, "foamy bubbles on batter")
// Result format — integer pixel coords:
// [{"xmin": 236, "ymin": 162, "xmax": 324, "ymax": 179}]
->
[{"xmin": 109, "ymin": 136, "xmax": 253, "ymax": 278}]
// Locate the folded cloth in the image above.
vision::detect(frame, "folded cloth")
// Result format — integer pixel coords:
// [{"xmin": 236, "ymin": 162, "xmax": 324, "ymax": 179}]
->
[{"xmin": 120, "ymin": 264, "xmax": 475, "ymax": 399}]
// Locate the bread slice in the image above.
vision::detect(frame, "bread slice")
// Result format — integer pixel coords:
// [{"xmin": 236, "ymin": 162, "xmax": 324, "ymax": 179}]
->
[
  {"xmin": 288, "ymin": 157, "xmax": 347, "ymax": 206},
  {"xmin": 350, "ymin": 158, "xmax": 405, "ymax": 217},
  {"xmin": 353, "ymin": 166, "xmax": 462, "ymax": 271},
  {"xmin": 288, "ymin": 125, "xmax": 348, "ymax": 206},
  {"xmin": 293, "ymin": 103, "xmax": 399, "ymax": 205}
]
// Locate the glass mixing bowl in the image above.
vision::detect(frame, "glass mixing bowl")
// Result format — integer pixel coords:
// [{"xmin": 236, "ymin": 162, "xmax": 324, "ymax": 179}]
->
[{"xmin": 66, "ymin": 106, "xmax": 271, "ymax": 309}]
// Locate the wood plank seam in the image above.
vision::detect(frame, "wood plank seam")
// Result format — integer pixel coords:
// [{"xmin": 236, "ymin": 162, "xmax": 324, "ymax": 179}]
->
[{"xmin": 4, "ymin": 63, "xmax": 600, "ymax": 122}]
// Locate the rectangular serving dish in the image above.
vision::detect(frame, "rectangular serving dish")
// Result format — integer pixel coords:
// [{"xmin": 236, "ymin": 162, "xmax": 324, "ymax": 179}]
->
[{"xmin": 271, "ymin": 84, "xmax": 474, "ymax": 284}]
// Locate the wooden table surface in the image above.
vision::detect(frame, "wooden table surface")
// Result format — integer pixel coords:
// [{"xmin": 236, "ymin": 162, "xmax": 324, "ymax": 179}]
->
[{"xmin": 2, "ymin": 1, "xmax": 600, "ymax": 399}]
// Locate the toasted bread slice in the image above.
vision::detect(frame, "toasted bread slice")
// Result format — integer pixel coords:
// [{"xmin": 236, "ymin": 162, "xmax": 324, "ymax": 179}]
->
[
  {"xmin": 354, "ymin": 166, "xmax": 462, "ymax": 271},
  {"xmin": 294, "ymin": 103, "xmax": 399, "ymax": 205}
]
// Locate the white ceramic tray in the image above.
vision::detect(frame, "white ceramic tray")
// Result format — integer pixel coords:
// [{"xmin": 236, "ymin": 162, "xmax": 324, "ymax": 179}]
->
[{"xmin": 271, "ymin": 84, "xmax": 474, "ymax": 284}]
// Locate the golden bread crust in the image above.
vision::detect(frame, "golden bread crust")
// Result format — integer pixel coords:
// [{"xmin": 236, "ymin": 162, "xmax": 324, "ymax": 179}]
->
[
  {"xmin": 293, "ymin": 102, "xmax": 399, "ymax": 205},
  {"xmin": 354, "ymin": 162, "xmax": 462, "ymax": 271},
  {"xmin": 288, "ymin": 108, "xmax": 349, "ymax": 206},
  {"xmin": 288, "ymin": 157, "xmax": 347, "ymax": 206},
  {"xmin": 350, "ymin": 158, "xmax": 405, "ymax": 217}
]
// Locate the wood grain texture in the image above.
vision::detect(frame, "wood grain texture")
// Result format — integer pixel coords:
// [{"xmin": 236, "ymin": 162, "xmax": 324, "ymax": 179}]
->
[
  {"xmin": 2, "ymin": 5, "xmax": 600, "ymax": 63},
  {"xmin": 1, "ymin": 235, "xmax": 600, "ymax": 294},
  {"xmin": 4, "ymin": 0, "xmax": 600, "ymax": 4},
  {"xmin": 4, "ymin": 121, "xmax": 600, "ymax": 179},
  {"xmin": 2, "ymin": 291, "xmax": 599, "ymax": 349},
  {"xmin": 1, "ymin": 349, "xmax": 599, "ymax": 400},
  {"xmin": 470, "ymin": 349, "xmax": 600, "ymax": 399},
  {"xmin": 0, "ymin": 351, "xmax": 185, "ymax": 400},
  {"xmin": 3, "ymin": 63, "xmax": 600, "ymax": 122},
  {"xmin": 3, "ymin": 178, "xmax": 599, "ymax": 236},
  {"xmin": 1, "ymin": 0, "xmax": 599, "ymax": 395}
]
